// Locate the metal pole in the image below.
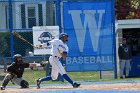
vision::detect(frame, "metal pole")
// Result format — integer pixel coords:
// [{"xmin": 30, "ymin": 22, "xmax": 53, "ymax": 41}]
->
[
  {"xmin": 112, "ymin": 0, "xmax": 117, "ymax": 79},
  {"xmin": 55, "ymin": 0, "xmax": 62, "ymax": 33},
  {"xmin": 9, "ymin": 0, "xmax": 14, "ymax": 63}
]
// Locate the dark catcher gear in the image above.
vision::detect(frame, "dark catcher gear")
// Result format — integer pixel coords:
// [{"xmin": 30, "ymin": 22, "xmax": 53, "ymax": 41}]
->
[{"xmin": 1, "ymin": 54, "xmax": 30, "ymax": 90}]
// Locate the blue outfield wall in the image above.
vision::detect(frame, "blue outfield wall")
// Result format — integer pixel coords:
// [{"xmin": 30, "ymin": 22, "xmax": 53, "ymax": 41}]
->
[{"xmin": 62, "ymin": 0, "xmax": 115, "ymax": 72}]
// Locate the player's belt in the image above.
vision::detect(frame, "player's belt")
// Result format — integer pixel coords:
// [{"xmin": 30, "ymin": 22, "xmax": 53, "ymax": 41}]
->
[
  {"xmin": 51, "ymin": 55, "xmax": 60, "ymax": 59},
  {"xmin": 55, "ymin": 56, "xmax": 60, "ymax": 59}
]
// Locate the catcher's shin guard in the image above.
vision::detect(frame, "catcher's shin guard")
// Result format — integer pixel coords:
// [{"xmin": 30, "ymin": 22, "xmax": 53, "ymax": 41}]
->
[{"xmin": 1, "ymin": 78, "xmax": 10, "ymax": 89}]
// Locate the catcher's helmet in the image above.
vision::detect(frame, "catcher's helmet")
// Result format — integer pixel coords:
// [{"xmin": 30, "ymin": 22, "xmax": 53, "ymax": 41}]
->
[
  {"xmin": 59, "ymin": 33, "xmax": 68, "ymax": 39},
  {"xmin": 13, "ymin": 54, "xmax": 22, "ymax": 62}
]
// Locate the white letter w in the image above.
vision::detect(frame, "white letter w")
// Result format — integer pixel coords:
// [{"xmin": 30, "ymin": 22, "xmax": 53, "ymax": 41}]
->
[{"xmin": 69, "ymin": 10, "xmax": 105, "ymax": 52}]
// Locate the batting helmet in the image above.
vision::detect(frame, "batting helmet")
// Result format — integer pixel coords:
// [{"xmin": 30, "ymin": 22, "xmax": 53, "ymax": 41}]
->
[{"xmin": 59, "ymin": 33, "xmax": 68, "ymax": 39}]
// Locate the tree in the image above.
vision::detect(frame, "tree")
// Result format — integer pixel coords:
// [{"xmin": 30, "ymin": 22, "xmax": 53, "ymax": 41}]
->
[
  {"xmin": 115, "ymin": 0, "xmax": 140, "ymax": 19},
  {"xmin": 0, "ymin": 32, "xmax": 10, "ymax": 57}
]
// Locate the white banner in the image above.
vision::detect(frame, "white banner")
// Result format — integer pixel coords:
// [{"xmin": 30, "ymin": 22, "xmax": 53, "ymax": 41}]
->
[{"xmin": 33, "ymin": 26, "xmax": 59, "ymax": 55}]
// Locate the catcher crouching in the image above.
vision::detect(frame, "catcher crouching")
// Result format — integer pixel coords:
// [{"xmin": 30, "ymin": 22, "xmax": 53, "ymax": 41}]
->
[{"xmin": 0, "ymin": 54, "xmax": 37, "ymax": 90}]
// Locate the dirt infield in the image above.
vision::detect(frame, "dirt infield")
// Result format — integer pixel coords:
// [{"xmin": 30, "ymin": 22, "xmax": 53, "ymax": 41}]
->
[{"xmin": 1, "ymin": 82, "xmax": 140, "ymax": 93}]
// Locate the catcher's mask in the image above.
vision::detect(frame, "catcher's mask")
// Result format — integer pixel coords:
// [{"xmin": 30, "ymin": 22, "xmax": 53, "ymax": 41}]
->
[
  {"xmin": 13, "ymin": 54, "xmax": 23, "ymax": 64},
  {"xmin": 59, "ymin": 33, "xmax": 68, "ymax": 42}
]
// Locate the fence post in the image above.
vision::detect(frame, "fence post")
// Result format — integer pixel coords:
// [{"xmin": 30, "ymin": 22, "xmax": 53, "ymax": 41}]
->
[
  {"xmin": 111, "ymin": 0, "xmax": 117, "ymax": 79},
  {"xmin": 9, "ymin": 0, "xmax": 14, "ymax": 63},
  {"xmin": 55, "ymin": 0, "xmax": 62, "ymax": 33}
]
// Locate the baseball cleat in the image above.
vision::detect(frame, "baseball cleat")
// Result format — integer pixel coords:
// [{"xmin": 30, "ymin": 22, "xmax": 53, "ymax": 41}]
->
[
  {"xmin": 36, "ymin": 78, "xmax": 41, "ymax": 89},
  {"xmin": 72, "ymin": 82, "xmax": 81, "ymax": 88},
  {"xmin": 0, "ymin": 86, "xmax": 5, "ymax": 90}
]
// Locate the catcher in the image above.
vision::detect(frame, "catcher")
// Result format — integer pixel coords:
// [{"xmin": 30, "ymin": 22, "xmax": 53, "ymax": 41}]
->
[{"xmin": 0, "ymin": 54, "xmax": 37, "ymax": 90}]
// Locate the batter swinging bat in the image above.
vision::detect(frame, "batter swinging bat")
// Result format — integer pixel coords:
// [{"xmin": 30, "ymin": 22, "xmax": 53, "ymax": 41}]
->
[{"xmin": 12, "ymin": 31, "xmax": 35, "ymax": 47}]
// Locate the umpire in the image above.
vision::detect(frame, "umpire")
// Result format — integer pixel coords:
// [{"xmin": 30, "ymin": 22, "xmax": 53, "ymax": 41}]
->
[{"xmin": 0, "ymin": 54, "xmax": 35, "ymax": 90}]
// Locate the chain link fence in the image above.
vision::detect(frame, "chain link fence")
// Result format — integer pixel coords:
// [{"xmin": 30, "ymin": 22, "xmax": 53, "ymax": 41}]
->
[
  {"xmin": 0, "ymin": 0, "xmax": 115, "ymax": 87},
  {"xmin": 0, "ymin": 0, "xmax": 58, "ymax": 86}
]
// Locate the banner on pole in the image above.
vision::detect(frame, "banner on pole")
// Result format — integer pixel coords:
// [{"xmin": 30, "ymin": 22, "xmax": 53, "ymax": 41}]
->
[{"xmin": 63, "ymin": 1, "xmax": 114, "ymax": 71}]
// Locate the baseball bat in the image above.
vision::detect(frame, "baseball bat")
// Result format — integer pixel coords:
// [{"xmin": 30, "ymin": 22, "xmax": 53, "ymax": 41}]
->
[{"xmin": 12, "ymin": 31, "xmax": 35, "ymax": 47}]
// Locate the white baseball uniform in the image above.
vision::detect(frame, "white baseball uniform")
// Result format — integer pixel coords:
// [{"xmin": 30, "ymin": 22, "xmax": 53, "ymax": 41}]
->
[
  {"xmin": 36, "ymin": 34, "xmax": 80, "ymax": 89},
  {"xmin": 49, "ymin": 39, "xmax": 68, "ymax": 80}
]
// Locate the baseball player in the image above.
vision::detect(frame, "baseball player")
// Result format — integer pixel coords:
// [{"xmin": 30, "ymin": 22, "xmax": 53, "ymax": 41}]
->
[
  {"xmin": 36, "ymin": 33, "xmax": 80, "ymax": 89},
  {"xmin": 0, "ymin": 54, "xmax": 37, "ymax": 90}
]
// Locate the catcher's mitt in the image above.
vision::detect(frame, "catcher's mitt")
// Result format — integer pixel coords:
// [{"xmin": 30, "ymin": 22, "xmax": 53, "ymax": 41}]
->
[{"xmin": 40, "ymin": 61, "xmax": 48, "ymax": 67}]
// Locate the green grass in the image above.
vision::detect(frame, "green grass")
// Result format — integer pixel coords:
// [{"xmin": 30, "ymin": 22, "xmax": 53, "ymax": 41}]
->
[
  {"xmin": 1, "ymin": 69, "xmax": 140, "ymax": 86},
  {"xmin": 23, "ymin": 69, "xmax": 100, "ymax": 85},
  {"xmin": 23, "ymin": 69, "xmax": 138, "ymax": 84}
]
